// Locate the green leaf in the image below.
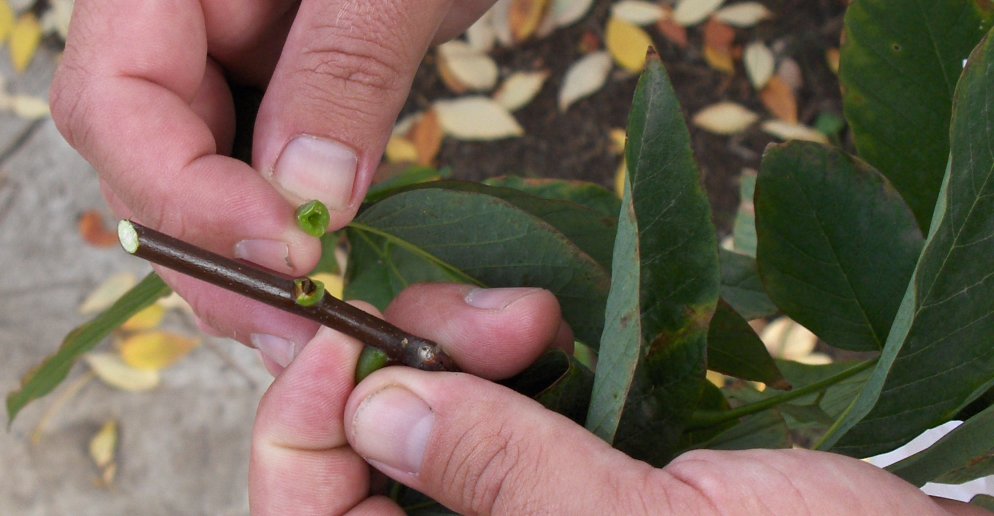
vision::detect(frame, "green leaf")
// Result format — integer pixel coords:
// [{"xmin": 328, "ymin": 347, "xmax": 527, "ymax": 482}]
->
[
  {"xmin": 756, "ymin": 142, "xmax": 924, "ymax": 351},
  {"xmin": 482, "ymin": 176, "xmax": 622, "ymax": 218},
  {"xmin": 310, "ymin": 231, "xmax": 342, "ymax": 275},
  {"xmin": 822, "ymin": 31, "xmax": 994, "ymax": 456},
  {"xmin": 6, "ymin": 272, "xmax": 171, "ymax": 425},
  {"xmin": 698, "ymin": 410, "xmax": 790, "ymax": 451},
  {"xmin": 719, "ymin": 249, "xmax": 777, "ymax": 320},
  {"xmin": 364, "ymin": 165, "xmax": 447, "ymax": 204},
  {"xmin": 840, "ymin": 0, "xmax": 994, "ymax": 228},
  {"xmin": 971, "ymin": 495, "xmax": 994, "ymax": 511},
  {"xmin": 586, "ymin": 52, "xmax": 720, "ymax": 465},
  {"xmin": 347, "ymin": 187, "xmax": 611, "ymax": 345},
  {"xmin": 886, "ymin": 404, "xmax": 994, "ymax": 486},
  {"xmin": 500, "ymin": 349, "xmax": 594, "ymax": 425},
  {"xmin": 732, "ymin": 171, "xmax": 757, "ymax": 256},
  {"xmin": 707, "ymin": 300, "xmax": 788, "ymax": 387}
]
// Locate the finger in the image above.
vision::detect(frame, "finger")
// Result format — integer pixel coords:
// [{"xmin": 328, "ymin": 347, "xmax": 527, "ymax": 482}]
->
[
  {"xmin": 251, "ymin": 0, "xmax": 456, "ymax": 230},
  {"xmin": 344, "ymin": 369, "xmax": 654, "ymax": 515},
  {"xmin": 345, "ymin": 496, "xmax": 405, "ymax": 516},
  {"xmin": 52, "ymin": 1, "xmax": 320, "ymax": 275},
  {"xmin": 384, "ymin": 284, "xmax": 568, "ymax": 379},
  {"xmin": 199, "ymin": 0, "xmax": 298, "ymax": 84},
  {"xmin": 250, "ymin": 323, "xmax": 368, "ymax": 515}
]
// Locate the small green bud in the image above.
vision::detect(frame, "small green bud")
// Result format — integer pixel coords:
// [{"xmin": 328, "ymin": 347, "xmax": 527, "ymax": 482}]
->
[{"xmin": 295, "ymin": 200, "xmax": 331, "ymax": 237}]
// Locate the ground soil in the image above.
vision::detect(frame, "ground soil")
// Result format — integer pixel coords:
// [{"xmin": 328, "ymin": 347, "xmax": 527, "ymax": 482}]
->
[{"xmin": 404, "ymin": 0, "xmax": 849, "ymax": 233}]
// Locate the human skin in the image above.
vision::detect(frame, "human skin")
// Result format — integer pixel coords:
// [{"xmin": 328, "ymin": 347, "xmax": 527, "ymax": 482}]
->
[
  {"xmin": 250, "ymin": 283, "xmax": 984, "ymax": 516},
  {"xmin": 48, "ymin": 0, "xmax": 494, "ymax": 366}
]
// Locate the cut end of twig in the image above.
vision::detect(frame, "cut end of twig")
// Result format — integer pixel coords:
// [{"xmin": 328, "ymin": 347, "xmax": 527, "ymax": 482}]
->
[
  {"xmin": 293, "ymin": 277, "xmax": 326, "ymax": 307},
  {"xmin": 117, "ymin": 220, "xmax": 139, "ymax": 254}
]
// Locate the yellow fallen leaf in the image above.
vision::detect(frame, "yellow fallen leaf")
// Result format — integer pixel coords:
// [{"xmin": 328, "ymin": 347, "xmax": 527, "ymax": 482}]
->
[
  {"xmin": 673, "ymin": 0, "xmax": 725, "ymax": 26},
  {"xmin": 706, "ymin": 370, "xmax": 728, "ymax": 388},
  {"xmin": 120, "ymin": 304, "xmax": 167, "ymax": 332},
  {"xmin": 826, "ymin": 48, "xmax": 841, "ymax": 75},
  {"xmin": 493, "ymin": 70, "xmax": 549, "ymax": 111},
  {"xmin": 89, "ymin": 420, "xmax": 118, "ymax": 469},
  {"xmin": 385, "ymin": 135, "xmax": 419, "ymax": 164},
  {"xmin": 407, "ymin": 108, "xmax": 444, "ymax": 166},
  {"xmin": 311, "ymin": 272, "xmax": 345, "ymax": 300},
  {"xmin": 465, "ymin": 10, "xmax": 497, "ymax": 52},
  {"xmin": 79, "ymin": 273, "xmax": 138, "ymax": 315},
  {"xmin": 119, "ymin": 331, "xmax": 199, "ymax": 371},
  {"xmin": 0, "ymin": 0, "xmax": 14, "ymax": 43},
  {"xmin": 9, "ymin": 13, "xmax": 41, "ymax": 72},
  {"xmin": 609, "ymin": 128, "xmax": 627, "ymax": 154},
  {"xmin": 85, "ymin": 353, "xmax": 160, "ymax": 392},
  {"xmin": 606, "ymin": 17, "xmax": 653, "ymax": 72},
  {"xmin": 692, "ymin": 102, "xmax": 759, "ymax": 135},
  {"xmin": 558, "ymin": 51, "xmax": 612, "ymax": 111},
  {"xmin": 434, "ymin": 96, "xmax": 524, "ymax": 140},
  {"xmin": 614, "ymin": 160, "xmax": 627, "ymax": 198},
  {"xmin": 704, "ymin": 44, "xmax": 735, "ymax": 75}
]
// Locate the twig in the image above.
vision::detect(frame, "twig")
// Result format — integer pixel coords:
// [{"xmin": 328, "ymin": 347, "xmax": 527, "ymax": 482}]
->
[{"xmin": 117, "ymin": 220, "xmax": 457, "ymax": 372}]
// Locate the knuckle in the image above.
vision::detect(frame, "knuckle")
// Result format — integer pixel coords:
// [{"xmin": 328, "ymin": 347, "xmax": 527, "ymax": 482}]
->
[
  {"xmin": 49, "ymin": 62, "xmax": 94, "ymax": 150},
  {"xmin": 293, "ymin": 30, "xmax": 408, "ymax": 109},
  {"xmin": 439, "ymin": 420, "xmax": 538, "ymax": 515}
]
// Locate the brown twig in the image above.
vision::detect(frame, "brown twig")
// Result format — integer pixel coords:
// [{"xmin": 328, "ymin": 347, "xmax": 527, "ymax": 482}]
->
[{"xmin": 117, "ymin": 220, "xmax": 456, "ymax": 372}]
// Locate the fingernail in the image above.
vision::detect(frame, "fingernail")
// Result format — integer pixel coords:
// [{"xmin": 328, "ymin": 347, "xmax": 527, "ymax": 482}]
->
[
  {"xmin": 272, "ymin": 135, "xmax": 357, "ymax": 211},
  {"xmin": 234, "ymin": 239, "xmax": 293, "ymax": 272},
  {"xmin": 251, "ymin": 333, "xmax": 298, "ymax": 368},
  {"xmin": 464, "ymin": 287, "xmax": 541, "ymax": 310},
  {"xmin": 351, "ymin": 386, "xmax": 433, "ymax": 474}
]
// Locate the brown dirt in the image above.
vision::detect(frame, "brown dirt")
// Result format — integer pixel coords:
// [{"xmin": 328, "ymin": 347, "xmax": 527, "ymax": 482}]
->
[{"xmin": 403, "ymin": 0, "xmax": 850, "ymax": 233}]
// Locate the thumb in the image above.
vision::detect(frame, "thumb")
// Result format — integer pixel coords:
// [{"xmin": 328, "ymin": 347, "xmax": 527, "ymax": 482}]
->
[
  {"xmin": 251, "ymin": 0, "xmax": 453, "ymax": 230},
  {"xmin": 344, "ymin": 369, "xmax": 665, "ymax": 515}
]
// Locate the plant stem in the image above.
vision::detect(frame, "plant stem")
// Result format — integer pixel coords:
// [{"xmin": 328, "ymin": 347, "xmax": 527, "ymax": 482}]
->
[
  {"xmin": 117, "ymin": 220, "xmax": 457, "ymax": 372},
  {"xmin": 686, "ymin": 360, "xmax": 876, "ymax": 430}
]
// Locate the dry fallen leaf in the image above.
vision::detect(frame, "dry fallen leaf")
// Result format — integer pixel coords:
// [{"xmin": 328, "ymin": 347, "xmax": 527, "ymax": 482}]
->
[
  {"xmin": 385, "ymin": 135, "xmax": 419, "ymax": 164},
  {"xmin": 761, "ymin": 317, "xmax": 816, "ymax": 360},
  {"xmin": 558, "ymin": 50, "xmax": 612, "ymax": 111},
  {"xmin": 79, "ymin": 273, "xmax": 138, "ymax": 315},
  {"xmin": 744, "ymin": 41, "xmax": 775, "ymax": 89},
  {"xmin": 493, "ymin": 70, "xmax": 549, "ymax": 111},
  {"xmin": 39, "ymin": 0, "xmax": 72, "ymax": 40},
  {"xmin": 673, "ymin": 0, "xmax": 725, "ymax": 26},
  {"xmin": 656, "ymin": 8, "xmax": 689, "ymax": 48},
  {"xmin": 311, "ymin": 272, "xmax": 345, "ymax": 300},
  {"xmin": 611, "ymin": 0, "xmax": 666, "ymax": 26},
  {"xmin": 692, "ymin": 102, "xmax": 759, "ymax": 135},
  {"xmin": 614, "ymin": 160, "xmax": 627, "ymax": 198},
  {"xmin": 777, "ymin": 57, "xmax": 804, "ymax": 91},
  {"xmin": 703, "ymin": 18, "xmax": 736, "ymax": 74},
  {"xmin": 406, "ymin": 108, "xmax": 444, "ymax": 166},
  {"xmin": 0, "ymin": 0, "xmax": 14, "ymax": 43},
  {"xmin": 551, "ymin": 0, "xmax": 595, "ymax": 28},
  {"xmin": 434, "ymin": 96, "xmax": 524, "ymax": 140},
  {"xmin": 120, "ymin": 304, "xmax": 167, "ymax": 332},
  {"xmin": 714, "ymin": 2, "xmax": 772, "ymax": 28},
  {"xmin": 9, "ymin": 13, "xmax": 41, "ymax": 72},
  {"xmin": 760, "ymin": 76, "xmax": 798, "ymax": 124},
  {"xmin": 119, "ymin": 331, "xmax": 199, "ymax": 371},
  {"xmin": 489, "ymin": 0, "xmax": 515, "ymax": 47},
  {"xmin": 437, "ymin": 40, "xmax": 499, "ymax": 93},
  {"xmin": 609, "ymin": 128, "xmax": 627, "ymax": 155},
  {"xmin": 89, "ymin": 419, "xmax": 117, "ymax": 469},
  {"xmin": 826, "ymin": 47, "xmax": 841, "ymax": 75},
  {"xmin": 85, "ymin": 352, "xmax": 161, "ymax": 392},
  {"xmin": 9, "ymin": 94, "xmax": 49, "ymax": 119},
  {"xmin": 509, "ymin": 0, "xmax": 550, "ymax": 42},
  {"xmin": 464, "ymin": 11, "xmax": 497, "ymax": 52},
  {"xmin": 78, "ymin": 210, "xmax": 120, "ymax": 248},
  {"xmin": 761, "ymin": 120, "xmax": 829, "ymax": 144},
  {"xmin": 606, "ymin": 17, "xmax": 654, "ymax": 72}
]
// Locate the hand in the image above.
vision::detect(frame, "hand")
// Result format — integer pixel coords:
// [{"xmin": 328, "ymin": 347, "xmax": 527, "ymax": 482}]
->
[
  {"xmin": 249, "ymin": 284, "xmax": 979, "ymax": 515},
  {"xmin": 49, "ymin": 0, "xmax": 495, "ymax": 361}
]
